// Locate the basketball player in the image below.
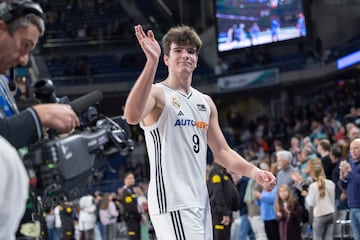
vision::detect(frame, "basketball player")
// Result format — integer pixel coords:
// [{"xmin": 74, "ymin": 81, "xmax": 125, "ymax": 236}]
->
[{"xmin": 124, "ymin": 24, "xmax": 276, "ymax": 240}]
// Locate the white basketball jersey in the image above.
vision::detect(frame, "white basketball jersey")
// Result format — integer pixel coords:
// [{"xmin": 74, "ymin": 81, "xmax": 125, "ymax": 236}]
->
[{"xmin": 141, "ymin": 83, "xmax": 211, "ymax": 215}]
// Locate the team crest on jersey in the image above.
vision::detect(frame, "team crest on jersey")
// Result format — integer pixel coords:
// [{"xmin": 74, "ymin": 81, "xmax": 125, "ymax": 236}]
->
[
  {"xmin": 171, "ymin": 96, "xmax": 181, "ymax": 108},
  {"xmin": 197, "ymin": 104, "xmax": 207, "ymax": 111}
]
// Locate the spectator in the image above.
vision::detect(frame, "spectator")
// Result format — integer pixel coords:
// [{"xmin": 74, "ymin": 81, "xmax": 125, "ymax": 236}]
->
[
  {"xmin": 289, "ymin": 136, "xmax": 301, "ymax": 167},
  {"xmin": 45, "ymin": 207, "xmax": 56, "ymax": 240},
  {"xmin": 254, "ymin": 162, "xmax": 280, "ymax": 240},
  {"xmin": 317, "ymin": 138, "xmax": 336, "ymax": 180},
  {"xmin": 254, "ymin": 183, "xmax": 280, "ymax": 240},
  {"xmin": 275, "ymin": 184, "xmax": 302, "ymax": 240},
  {"xmin": 232, "ymin": 173, "xmax": 255, "ymax": 240},
  {"xmin": 343, "ymin": 125, "xmax": 360, "ymax": 161},
  {"xmin": 305, "ymin": 161, "xmax": 335, "ymax": 240},
  {"xmin": 114, "ymin": 189, "xmax": 127, "ymax": 238},
  {"xmin": 339, "ymin": 138, "xmax": 360, "ymax": 240},
  {"xmin": 53, "ymin": 204, "xmax": 63, "ymax": 240},
  {"xmin": 276, "ymin": 150, "xmax": 299, "ymax": 191},
  {"xmin": 297, "ymin": 145, "xmax": 317, "ymax": 180},
  {"xmin": 329, "ymin": 143, "xmax": 348, "ymax": 210},
  {"xmin": 291, "ymin": 158, "xmax": 323, "ymax": 233},
  {"xmin": 99, "ymin": 193, "xmax": 119, "ymax": 240},
  {"xmin": 133, "ymin": 186, "xmax": 150, "ymax": 240},
  {"xmin": 78, "ymin": 195, "xmax": 97, "ymax": 240},
  {"xmin": 244, "ymin": 176, "xmax": 268, "ymax": 240},
  {"xmin": 93, "ymin": 191, "xmax": 105, "ymax": 240}
]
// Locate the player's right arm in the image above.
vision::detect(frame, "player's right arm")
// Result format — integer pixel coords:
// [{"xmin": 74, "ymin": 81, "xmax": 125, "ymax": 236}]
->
[
  {"xmin": 124, "ymin": 25, "xmax": 162, "ymax": 125},
  {"xmin": 124, "ymin": 64, "xmax": 158, "ymax": 125}
]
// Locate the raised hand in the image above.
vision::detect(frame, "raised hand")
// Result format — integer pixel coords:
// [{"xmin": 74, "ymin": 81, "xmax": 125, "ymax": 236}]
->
[{"xmin": 134, "ymin": 25, "xmax": 161, "ymax": 62}]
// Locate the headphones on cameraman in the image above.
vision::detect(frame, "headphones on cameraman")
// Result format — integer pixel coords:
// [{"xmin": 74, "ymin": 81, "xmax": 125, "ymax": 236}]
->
[{"xmin": 0, "ymin": 0, "xmax": 45, "ymax": 24}]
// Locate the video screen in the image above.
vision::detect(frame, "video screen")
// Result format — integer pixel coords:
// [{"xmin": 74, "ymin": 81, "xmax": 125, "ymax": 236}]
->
[{"xmin": 215, "ymin": 0, "xmax": 308, "ymax": 53}]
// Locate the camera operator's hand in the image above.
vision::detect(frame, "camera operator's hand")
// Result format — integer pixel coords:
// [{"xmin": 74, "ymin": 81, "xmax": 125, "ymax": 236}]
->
[{"xmin": 32, "ymin": 104, "xmax": 80, "ymax": 133}]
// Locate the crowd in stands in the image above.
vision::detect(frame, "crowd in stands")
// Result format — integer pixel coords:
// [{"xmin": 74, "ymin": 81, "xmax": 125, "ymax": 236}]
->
[
  {"xmin": 45, "ymin": 52, "xmax": 148, "ymax": 78},
  {"xmin": 44, "ymin": 172, "xmax": 154, "ymax": 240},
  {"xmin": 38, "ymin": 0, "xmax": 134, "ymax": 41},
  {"xmin": 210, "ymin": 83, "xmax": 360, "ymax": 239},
  {"xmin": 224, "ymin": 124, "xmax": 358, "ymax": 239}
]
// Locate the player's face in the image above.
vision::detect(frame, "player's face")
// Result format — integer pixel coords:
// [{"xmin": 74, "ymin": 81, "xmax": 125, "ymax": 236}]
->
[
  {"xmin": 0, "ymin": 22, "xmax": 40, "ymax": 74},
  {"xmin": 164, "ymin": 43, "xmax": 198, "ymax": 74}
]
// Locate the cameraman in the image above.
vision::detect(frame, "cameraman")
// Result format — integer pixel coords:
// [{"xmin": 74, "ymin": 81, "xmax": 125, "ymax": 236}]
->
[
  {"xmin": 0, "ymin": 0, "xmax": 79, "ymax": 238},
  {"xmin": 0, "ymin": 0, "xmax": 80, "ymax": 149}
]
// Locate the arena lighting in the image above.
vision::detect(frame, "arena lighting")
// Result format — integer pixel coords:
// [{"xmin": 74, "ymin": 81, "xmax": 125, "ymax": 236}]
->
[{"xmin": 337, "ymin": 50, "xmax": 360, "ymax": 70}]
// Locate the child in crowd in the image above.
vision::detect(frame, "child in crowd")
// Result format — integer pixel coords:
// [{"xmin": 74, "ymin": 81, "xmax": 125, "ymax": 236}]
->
[{"xmin": 275, "ymin": 184, "xmax": 302, "ymax": 240}]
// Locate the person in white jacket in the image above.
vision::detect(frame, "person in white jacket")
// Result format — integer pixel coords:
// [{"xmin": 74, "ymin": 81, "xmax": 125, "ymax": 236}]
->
[
  {"xmin": 78, "ymin": 195, "xmax": 97, "ymax": 239},
  {"xmin": 305, "ymin": 161, "xmax": 335, "ymax": 240}
]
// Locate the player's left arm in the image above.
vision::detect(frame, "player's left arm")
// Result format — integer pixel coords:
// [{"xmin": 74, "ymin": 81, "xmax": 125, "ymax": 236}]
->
[{"xmin": 205, "ymin": 95, "xmax": 276, "ymax": 191}]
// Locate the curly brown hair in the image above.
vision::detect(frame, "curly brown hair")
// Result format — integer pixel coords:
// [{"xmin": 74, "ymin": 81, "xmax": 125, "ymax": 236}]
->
[{"xmin": 161, "ymin": 25, "xmax": 202, "ymax": 56}]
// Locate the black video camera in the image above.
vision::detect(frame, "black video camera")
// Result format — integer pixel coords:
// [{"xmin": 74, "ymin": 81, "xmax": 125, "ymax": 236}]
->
[{"xmin": 23, "ymin": 79, "xmax": 134, "ymax": 208}]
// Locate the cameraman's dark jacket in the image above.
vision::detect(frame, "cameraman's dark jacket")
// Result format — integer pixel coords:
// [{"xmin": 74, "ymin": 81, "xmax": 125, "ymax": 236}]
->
[
  {"xmin": 207, "ymin": 163, "xmax": 239, "ymax": 217},
  {"xmin": 0, "ymin": 76, "xmax": 43, "ymax": 148}
]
